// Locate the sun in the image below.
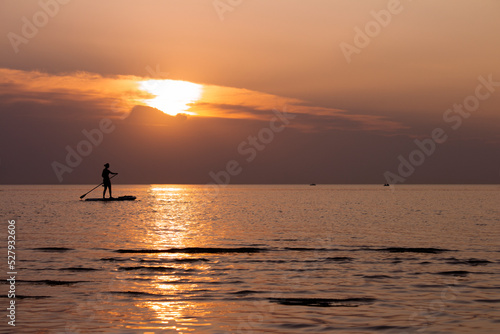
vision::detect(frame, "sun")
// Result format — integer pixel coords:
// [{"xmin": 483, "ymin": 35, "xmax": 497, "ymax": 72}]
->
[{"xmin": 138, "ymin": 79, "xmax": 202, "ymax": 116}]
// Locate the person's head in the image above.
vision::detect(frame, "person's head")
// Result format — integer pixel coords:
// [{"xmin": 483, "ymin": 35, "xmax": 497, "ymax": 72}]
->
[{"xmin": 104, "ymin": 163, "xmax": 110, "ymax": 168}]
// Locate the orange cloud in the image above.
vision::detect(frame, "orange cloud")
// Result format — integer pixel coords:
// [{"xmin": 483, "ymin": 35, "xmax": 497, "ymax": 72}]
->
[
  {"xmin": 193, "ymin": 84, "xmax": 405, "ymax": 132},
  {"xmin": 0, "ymin": 68, "xmax": 145, "ymax": 117},
  {"xmin": 0, "ymin": 68, "xmax": 405, "ymax": 132}
]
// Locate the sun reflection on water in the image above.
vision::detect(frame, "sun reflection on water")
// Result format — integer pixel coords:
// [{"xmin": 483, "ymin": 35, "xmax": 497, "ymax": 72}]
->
[
  {"xmin": 130, "ymin": 186, "xmax": 218, "ymax": 331},
  {"xmin": 145, "ymin": 185, "xmax": 218, "ymax": 248},
  {"xmin": 140, "ymin": 301, "xmax": 215, "ymax": 332},
  {"xmin": 146, "ymin": 185, "xmax": 195, "ymax": 249}
]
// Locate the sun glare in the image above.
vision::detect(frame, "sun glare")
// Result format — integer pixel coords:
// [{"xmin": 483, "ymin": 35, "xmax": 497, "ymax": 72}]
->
[{"xmin": 139, "ymin": 79, "xmax": 202, "ymax": 116}]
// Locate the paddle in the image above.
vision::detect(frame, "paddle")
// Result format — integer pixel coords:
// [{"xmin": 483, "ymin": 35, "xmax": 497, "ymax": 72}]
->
[{"xmin": 79, "ymin": 174, "xmax": 118, "ymax": 200}]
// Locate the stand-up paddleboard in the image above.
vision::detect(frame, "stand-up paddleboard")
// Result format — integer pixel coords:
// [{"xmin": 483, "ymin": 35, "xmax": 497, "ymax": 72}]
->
[{"xmin": 85, "ymin": 196, "xmax": 137, "ymax": 202}]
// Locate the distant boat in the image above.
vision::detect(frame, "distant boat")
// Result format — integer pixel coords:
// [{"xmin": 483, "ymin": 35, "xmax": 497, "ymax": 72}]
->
[
  {"xmin": 85, "ymin": 196, "xmax": 137, "ymax": 202},
  {"xmin": 384, "ymin": 184, "xmax": 390, "ymax": 187},
  {"xmin": 310, "ymin": 183, "xmax": 316, "ymax": 186}
]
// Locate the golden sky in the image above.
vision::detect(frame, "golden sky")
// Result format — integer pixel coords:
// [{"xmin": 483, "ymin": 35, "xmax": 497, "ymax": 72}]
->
[{"xmin": 0, "ymin": 0, "xmax": 499, "ymax": 183}]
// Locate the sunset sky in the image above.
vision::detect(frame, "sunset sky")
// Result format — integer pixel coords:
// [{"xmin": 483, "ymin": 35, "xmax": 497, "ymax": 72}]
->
[{"xmin": 1, "ymin": 0, "xmax": 499, "ymax": 184}]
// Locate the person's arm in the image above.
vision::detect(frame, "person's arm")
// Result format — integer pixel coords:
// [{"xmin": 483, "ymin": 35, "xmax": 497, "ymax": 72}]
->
[{"xmin": 107, "ymin": 169, "xmax": 118, "ymax": 176}]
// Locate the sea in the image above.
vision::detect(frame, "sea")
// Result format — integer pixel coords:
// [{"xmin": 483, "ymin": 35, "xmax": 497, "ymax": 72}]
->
[{"xmin": 0, "ymin": 184, "xmax": 499, "ymax": 334}]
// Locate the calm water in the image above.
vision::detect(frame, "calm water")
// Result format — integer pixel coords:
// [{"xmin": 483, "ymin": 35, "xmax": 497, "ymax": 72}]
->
[{"xmin": 0, "ymin": 185, "xmax": 499, "ymax": 333}]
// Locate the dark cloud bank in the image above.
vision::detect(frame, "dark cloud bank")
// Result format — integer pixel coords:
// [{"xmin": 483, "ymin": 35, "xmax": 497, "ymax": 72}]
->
[{"xmin": 1, "ymin": 101, "xmax": 498, "ymax": 185}]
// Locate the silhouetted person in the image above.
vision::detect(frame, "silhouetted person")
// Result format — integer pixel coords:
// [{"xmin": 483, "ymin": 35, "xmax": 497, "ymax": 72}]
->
[{"xmin": 102, "ymin": 163, "xmax": 118, "ymax": 198}]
